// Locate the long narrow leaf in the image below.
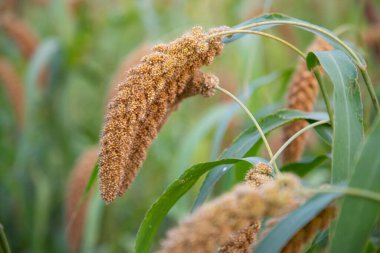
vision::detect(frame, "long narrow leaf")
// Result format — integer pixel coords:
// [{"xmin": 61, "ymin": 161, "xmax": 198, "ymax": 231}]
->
[
  {"xmin": 254, "ymin": 192, "xmax": 342, "ymax": 253},
  {"xmin": 193, "ymin": 110, "xmax": 328, "ymax": 209},
  {"xmin": 307, "ymin": 50, "xmax": 363, "ymax": 183},
  {"xmin": 329, "ymin": 116, "xmax": 380, "ymax": 253},
  {"xmin": 224, "ymin": 13, "xmax": 364, "ymax": 66},
  {"xmin": 135, "ymin": 157, "xmax": 261, "ymax": 253}
]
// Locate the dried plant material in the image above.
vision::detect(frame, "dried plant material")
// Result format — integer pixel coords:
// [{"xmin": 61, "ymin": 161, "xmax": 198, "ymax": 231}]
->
[
  {"xmin": 65, "ymin": 148, "xmax": 98, "ymax": 253},
  {"xmin": 282, "ymin": 38, "xmax": 332, "ymax": 164},
  {"xmin": 0, "ymin": 14, "xmax": 39, "ymax": 60},
  {"xmin": 0, "ymin": 0, "xmax": 16, "ymax": 12},
  {"xmin": 157, "ymin": 174, "xmax": 304, "ymax": 253},
  {"xmin": 0, "ymin": 58, "xmax": 24, "ymax": 127},
  {"xmin": 281, "ymin": 205, "xmax": 336, "ymax": 253},
  {"xmin": 106, "ymin": 44, "xmax": 152, "ymax": 103},
  {"xmin": 99, "ymin": 26, "xmax": 225, "ymax": 203},
  {"xmin": 218, "ymin": 222, "xmax": 261, "ymax": 253},
  {"xmin": 218, "ymin": 163, "xmax": 273, "ymax": 253},
  {"xmin": 245, "ymin": 162, "xmax": 273, "ymax": 188}
]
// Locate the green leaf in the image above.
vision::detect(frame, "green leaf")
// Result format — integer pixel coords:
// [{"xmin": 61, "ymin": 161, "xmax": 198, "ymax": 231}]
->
[
  {"xmin": 329, "ymin": 116, "xmax": 380, "ymax": 253},
  {"xmin": 224, "ymin": 13, "xmax": 364, "ymax": 66},
  {"xmin": 307, "ymin": 50, "xmax": 363, "ymax": 183},
  {"xmin": 85, "ymin": 163, "xmax": 98, "ymax": 194},
  {"xmin": 193, "ymin": 110, "xmax": 328, "ymax": 209},
  {"xmin": 254, "ymin": 192, "xmax": 342, "ymax": 253},
  {"xmin": 314, "ymin": 123, "xmax": 333, "ymax": 146},
  {"xmin": 211, "ymin": 71, "xmax": 282, "ymax": 160},
  {"xmin": 281, "ymin": 155, "xmax": 329, "ymax": 177},
  {"xmin": 135, "ymin": 158, "xmax": 260, "ymax": 253}
]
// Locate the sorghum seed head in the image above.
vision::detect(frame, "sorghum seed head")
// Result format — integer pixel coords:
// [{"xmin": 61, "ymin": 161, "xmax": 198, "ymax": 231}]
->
[
  {"xmin": 0, "ymin": 58, "xmax": 24, "ymax": 127},
  {"xmin": 245, "ymin": 162, "xmax": 273, "ymax": 189},
  {"xmin": 0, "ymin": 13, "xmax": 39, "ymax": 59},
  {"xmin": 157, "ymin": 174, "xmax": 304, "ymax": 253},
  {"xmin": 65, "ymin": 147, "xmax": 98, "ymax": 253},
  {"xmin": 99, "ymin": 26, "xmax": 225, "ymax": 203},
  {"xmin": 282, "ymin": 38, "xmax": 332, "ymax": 164}
]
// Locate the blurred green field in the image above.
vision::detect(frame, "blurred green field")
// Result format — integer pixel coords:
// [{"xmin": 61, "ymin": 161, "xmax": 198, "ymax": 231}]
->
[{"xmin": 1, "ymin": 0, "xmax": 380, "ymax": 252}]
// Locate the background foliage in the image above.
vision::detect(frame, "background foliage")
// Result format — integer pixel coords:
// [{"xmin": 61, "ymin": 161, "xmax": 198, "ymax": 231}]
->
[{"xmin": 1, "ymin": 0, "xmax": 380, "ymax": 252}]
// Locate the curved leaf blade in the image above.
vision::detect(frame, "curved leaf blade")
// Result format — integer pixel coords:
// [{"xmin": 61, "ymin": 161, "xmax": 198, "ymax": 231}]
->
[
  {"xmin": 224, "ymin": 13, "xmax": 364, "ymax": 65},
  {"xmin": 329, "ymin": 116, "xmax": 380, "ymax": 253},
  {"xmin": 307, "ymin": 50, "xmax": 363, "ymax": 183},
  {"xmin": 281, "ymin": 155, "xmax": 329, "ymax": 177},
  {"xmin": 135, "ymin": 158, "xmax": 258, "ymax": 253},
  {"xmin": 193, "ymin": 110, "xmax": 329, "ymax": 209},
  {"xmin": 254, "ymin": 192, "xmax": 342, "ymax": 253}
]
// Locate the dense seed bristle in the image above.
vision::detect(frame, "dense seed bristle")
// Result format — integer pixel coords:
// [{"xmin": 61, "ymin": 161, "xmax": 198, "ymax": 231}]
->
[
  {"xmin": 218, "ymin": 163, "xmax": 273, "ymax": 253},
  {"xmin": 65, "ymin": 148, "xmax": 98, "ymax": 253},
  {"xmin": 157, "ymin": 174, "xmax": 303, "ymax": 253},
  {"xmin": 106, "ymin": 44, "xmax": 151, "ymax": 103},
  {"xmin": 0, "ymin": 58, "xmax": 24, "ymax": 127},
  {"xmin": 99, "ymin": 26, "xmax": 225, "ymax": 203},
  {"xmin": 282, "ymin": 38, "xmax": 332, "ymax": 164}
]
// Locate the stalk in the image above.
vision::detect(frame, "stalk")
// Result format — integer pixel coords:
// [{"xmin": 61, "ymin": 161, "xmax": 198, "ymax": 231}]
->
[
  {"xmin": 314, "ymin": 71, "xmax": 334, "ymax": 126},
  {"xmin": 215, "ymin": 85, "xmax": 279, "ymax": 174},
  {"xmin": 209, "ymin": 30, "xmax": 306, "ymax": 58},
  {"xmin": 269, "ymin": 119, "xmax": 330, "ymax": 165},
  {"xmin": 311, "ymin": 186, "xmax": 380, "ymax": 203}
]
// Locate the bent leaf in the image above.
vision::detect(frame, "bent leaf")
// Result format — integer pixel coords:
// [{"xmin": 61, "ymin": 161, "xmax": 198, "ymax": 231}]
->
[
  {"xmin": 329, "ymin": 116, "xmax": 380, "ymax": 253},
  {"xmin": 193, "ymin": 110, "xmax": 328, "ymax": 209},
  {"xmin": 254, "ymin": 192, "xmax": 342, "ymax": 253},
  {"xmin": 224, "ymin": 13, "xmax": 364, "ymax": 66},
  {"xmin": 307, "ymin": 50, "xmax": 363, "ymax": 183},
  {"xmin": 135, "ymin": 157, "xmax": 261, "ymax": 253}
]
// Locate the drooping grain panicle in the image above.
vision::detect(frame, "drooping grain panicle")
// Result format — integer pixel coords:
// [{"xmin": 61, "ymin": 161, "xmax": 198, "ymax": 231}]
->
[
  {"xmin": 157, "ymin": 173, "xmax": 304, "ymax": 253},
  {"xmin": 0, "ymin": 13, "xmax": 39, "ymax": 60},
  {"xmin": 0, "ymin": 58, "xmax": 24, "ymax": 127},
  {"xmin": 99, "ymin": 26, "xmax": 226, "ymax": 203},
  {"xmin": 218, "ymin": 163, "xmax": 273, "ymax": 253},
  {"xmin": 106, "ymin": 44, "xmax": 151, "ymax": 103},
  {"xmin": 65, "ymin": 148, "xmax": 98, "ymax": 253},
  {"xmin": 282, "ymin": 38, "xmax": 332, "ymax": 164}
]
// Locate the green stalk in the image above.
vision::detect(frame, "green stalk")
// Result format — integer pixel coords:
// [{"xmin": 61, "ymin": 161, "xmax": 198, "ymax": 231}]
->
[
  {"xmin": 312, "ymin": 186, "xmax": 380, "ymax": 203},
  {"xmin": 0, "ymin": 224, "xmax": 11, "ymax": 253},
  {"xmin": 209, "ymin": 30, "xmax": 306, "ymax": 58},
  {"xmin": 237, "ymin": 20, "xmax": 363, "ymax": 66},
  {"xmin": 269, "ymin": 119, "xmax": 330, "ymax": 165},
  {"xmin": 314, "ymin": 71, "xmax": 334, "ymax": 127},
  {"xmin": 359, "ymin": 67, "xmax": 379, "ymax": 113},
  {"xmin": 215, "ymin": 85, "xmax": 279, "ymax": 174}
]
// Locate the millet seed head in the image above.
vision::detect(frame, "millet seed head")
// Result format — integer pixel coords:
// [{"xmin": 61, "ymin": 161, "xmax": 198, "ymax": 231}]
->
[{"xmin": 99, "ymin": 26, "xmax": 225, "ymax": 203}]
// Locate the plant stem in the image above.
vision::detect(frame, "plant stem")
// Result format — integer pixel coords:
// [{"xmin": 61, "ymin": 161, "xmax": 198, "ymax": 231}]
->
[
  {"xmin": 359, "ymin": 67, "xmax": 379, "ymax": 113},
  {"xmin": 236, "ymin": 20, "xmax": 364, "ymax": 66},
  {"xmin": 314, "ymin": 71, "xmax": 334, "ymax": 127},
  {"xmin": 269, "ymin": 119, "xmax": 330, "ymax": 165},
  {"xmin": 312, "ymin": 186, "xmax": 380, "ymax": 203},
  {"xmin": 209, "ymin": 30, "xmax": 306, "ymax": 58},
  {"xmin": 0, "ymin": 224, "xmax": 11, "ymax": 253},
  {"xmin": 215, "ymin": 85, "xmax": 279, "ymax": 174}
]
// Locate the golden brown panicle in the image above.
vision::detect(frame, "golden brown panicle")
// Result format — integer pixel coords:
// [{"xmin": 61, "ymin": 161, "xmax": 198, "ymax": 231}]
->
[
  {"xmin": 0, "ymin": 58, "xmax": 24, "ymax": 127},
  {"xmin": 99, "ymin": 26, "xmax": 225, "ymax": 203},
  {"xmin": 65, "ymin": 148, "xmax": 98, "ymax": 253},
  {"xmin": 0, "ymin": 14, "xmax": 39, "ymax": 60},
  {"xmin": 282, "ymin": 38, "xmax": 332, "ymax": 164}
]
